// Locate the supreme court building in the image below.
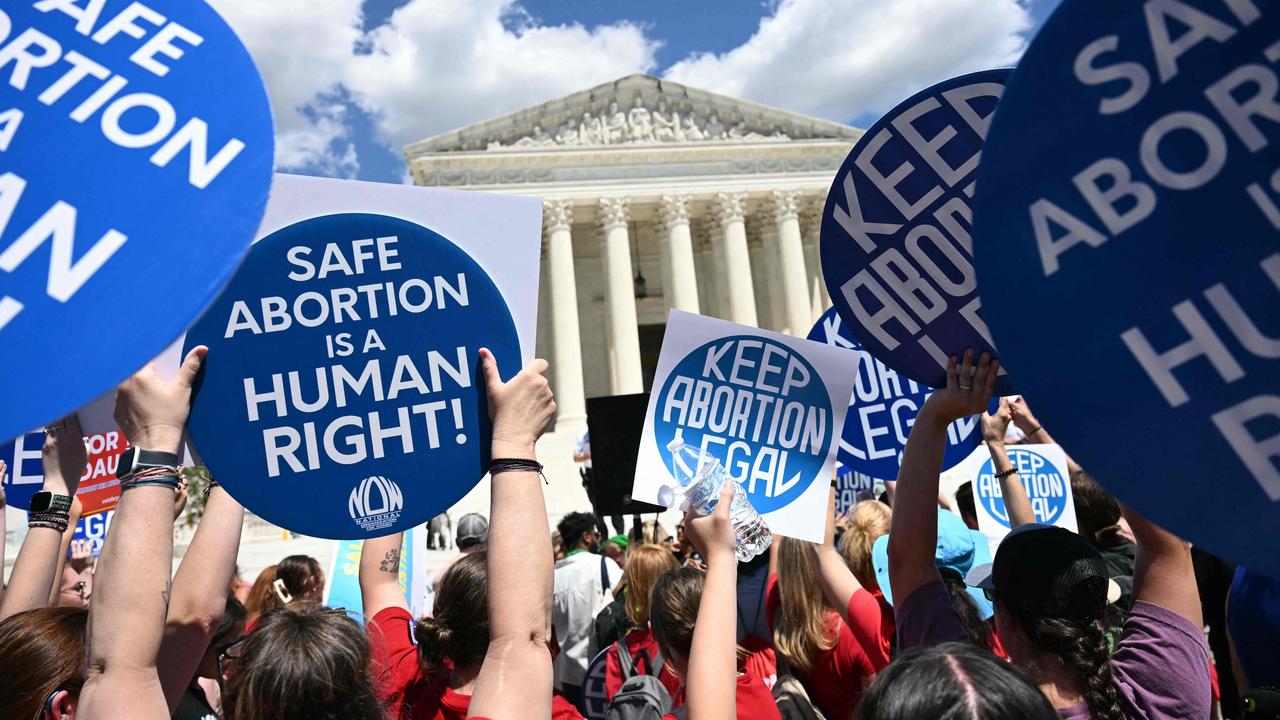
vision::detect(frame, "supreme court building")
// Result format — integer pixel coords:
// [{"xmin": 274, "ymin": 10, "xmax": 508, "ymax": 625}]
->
[{"xmin": 404, "ymin": 74, "xmax": 863, "ymax": 517}]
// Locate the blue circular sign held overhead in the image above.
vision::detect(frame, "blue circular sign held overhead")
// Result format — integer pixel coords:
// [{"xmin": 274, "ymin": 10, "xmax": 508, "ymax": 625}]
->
[
  {"xmin": 185, "ymin": 214, "xmax": 521, "ymax": 540},
  {"xmin": 972, "ymin": 2, "xmax": 1280, "ymax": 577},
  {"xmin": 975, "ymin": 448, "xmax": 1069, "ymax": 529},
  {"xmin": 652, "ymin": 335, "xmax": 834, "ymax": 515},
  {"xmin": 821, "ymin": 69, "xmax": 1014, "ymax": 396},
  {"xmin": 0, "ymin": 2, "xmax": 273, "ymax": 442},
  {"xmin": 806, "ymin": 307, "xmax": 981, "ymax": 481}
]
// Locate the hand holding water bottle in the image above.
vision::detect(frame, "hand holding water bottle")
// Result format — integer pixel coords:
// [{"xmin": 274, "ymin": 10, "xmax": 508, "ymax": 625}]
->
[
  {"xmin": 661, "ymin": 437, "xmax": 771, "ymax": 561},
  {"xmin": 684, "ymin": 480, "xmax": 736, "ymax": 562}
]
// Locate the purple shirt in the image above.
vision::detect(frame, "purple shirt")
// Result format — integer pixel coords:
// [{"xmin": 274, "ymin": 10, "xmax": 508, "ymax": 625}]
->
[{"xmin": 897, "ymin": 581, "xmax": 1211, "ymax": 720}]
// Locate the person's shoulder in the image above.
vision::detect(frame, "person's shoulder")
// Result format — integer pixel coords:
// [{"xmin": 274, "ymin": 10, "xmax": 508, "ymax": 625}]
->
[
  {"xmin": 368, "ymin": 605, "xmax": 415, "ymax": 639},
  {"xmin": 552, "ymin": 693, "xmax": 586, "ymax": 719}
]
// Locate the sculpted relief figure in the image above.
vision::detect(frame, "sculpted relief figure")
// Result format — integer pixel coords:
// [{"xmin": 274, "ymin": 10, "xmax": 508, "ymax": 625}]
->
[
  {"xmin": 704, "ymin": 113, "xmax": 726, "ymax": 140},
  {"xmin": 606, "ymin": 101, "xmax": 627, "ymax": 144},
  {"xmin": 653, "ymin": 98, "xmax": 679, "ymax": 142},
  {"xmin": 728, "ymin": 122, "xmax": 764, "ymax": 140},
  {"xmin": 555, "ymin": 117, "xmax": 580, "ymax": 145},
  {"xmin": 681, "ymin": 113, "xmax": 704, "ymax": 141},
  {"xmin": 627, "ymin": 96, "xmax": 654, "ymax": 142},
  {"xmin": 513, "ymin": 124, "xmax": 551, "ymax": 147},
  {"xmin": 580, "ymin": 111, "xmax": 603, "ymax": 145}
]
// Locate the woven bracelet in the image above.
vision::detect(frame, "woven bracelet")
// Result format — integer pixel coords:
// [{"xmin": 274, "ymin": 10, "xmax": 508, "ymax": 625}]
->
[{"xmin": 490, "ymin": 458, "xmax": 547, "ymax": 484}]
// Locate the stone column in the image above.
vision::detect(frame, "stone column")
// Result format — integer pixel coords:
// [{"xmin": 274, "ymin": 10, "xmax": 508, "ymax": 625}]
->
[
  {"xmin": 714, "ymin": 191, "xmax": 758, "ymax": 327},
  {"xmin": 659, "ymin": 194, "xmax": 699, "ymax": 313},
  {"xmin": 771, "ymin": 190, "xmax": 813, "ymax": 335},
  {"xmin": 801, "ymin": 203, "xmax": 830, "ymax": 316},
  {"xmin": 598, "ymin": 197, "xmax": 644, "ymax": 394},
  {"xmin": 543, "ymin": 200, "xmax": 586, "ymax": 425}
]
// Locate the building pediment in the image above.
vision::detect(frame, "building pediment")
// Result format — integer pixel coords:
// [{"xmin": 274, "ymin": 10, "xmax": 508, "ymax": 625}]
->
[{"xmin": 404, "ymin": 74, "xmax": 861, "ymax": 157}]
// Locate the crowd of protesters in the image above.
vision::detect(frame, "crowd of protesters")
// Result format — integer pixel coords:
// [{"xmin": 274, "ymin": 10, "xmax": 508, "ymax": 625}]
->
[{"xmin": 0, "ymin": 347, "xmax": 1276, "ymax": 720}]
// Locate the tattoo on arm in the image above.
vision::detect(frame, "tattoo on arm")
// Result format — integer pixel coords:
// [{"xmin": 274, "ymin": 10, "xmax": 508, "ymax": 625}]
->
[{"xmin": 378, "ymin": 549, "xmax": 400, "ymax": 573}]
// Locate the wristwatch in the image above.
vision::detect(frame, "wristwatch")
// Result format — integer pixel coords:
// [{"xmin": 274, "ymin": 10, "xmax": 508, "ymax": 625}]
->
[
  {"xmin": 117, "ymin": 447, "xmax": 181, "ymax": 477},
  {"xmin": 29, "ymin": 491, "xmax": 72, "ymax": 514}
]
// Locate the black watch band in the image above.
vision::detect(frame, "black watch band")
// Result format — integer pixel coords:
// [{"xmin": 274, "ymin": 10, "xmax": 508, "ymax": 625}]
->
[
  {"xmin": 30, "ymin": 491, "xmax": 73, "ymax": 514},
  {"xmin": 118, "ymin": 446, "xmax": 181, "ymax": 477}
]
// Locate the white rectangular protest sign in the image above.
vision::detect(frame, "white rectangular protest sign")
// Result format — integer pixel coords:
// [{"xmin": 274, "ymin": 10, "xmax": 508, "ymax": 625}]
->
[
  {"xmin": 971, "ymin": 443, "xmax": 1077, "ymax": 554},
  {"xmin": 632, "ymin": 310, "xmax": 859, "ymax": 543}
]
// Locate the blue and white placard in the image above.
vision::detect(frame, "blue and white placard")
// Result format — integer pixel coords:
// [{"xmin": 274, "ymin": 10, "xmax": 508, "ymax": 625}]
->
[
  {"xmin": 821, "ymin": 70, "xmax": 1013, "ymax": 395},
  {"xmin": 0, "ymin": 431, "xmax": 45, "ymax": 510},
  {"xmin": 185, "ymin": 175, "xmax": 541, "ymax": 540},
  {"xmin": 70, "ymin": 510, "xmax": 115, "ymax": 558},
  {"xmin": 971, "ymin": 1, "xmax": 1280, "ymax": 577},
  {"xmin": 807, "ymin": 307, "xmax": 983, "ymax": 484},
  {"xmin": 971, "ymin": 444, "xmax": 1077, "ymax": 554},
  {"xmin": 632, "ymin": 310, "xmax": 859, "ymax": 542},
  {"xmin": 0, "ymin": 1, "xmax": 274, "ymax": 441}
]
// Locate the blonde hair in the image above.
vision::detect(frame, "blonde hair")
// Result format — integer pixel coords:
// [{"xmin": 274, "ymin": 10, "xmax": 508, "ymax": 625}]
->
[
  {"xmin": 624, "ymin": 544, "xmax": 678, "ymax": 626},
  {"xmin": 629, "ymin": 520, "xmax": 670, "ymax": 547},
  {"xmin": 772, "ymin": 537, "xmax": 837, "ymax": 677},
  {"xmin": 840, "ymin": 500, "xmax": 891, "ymax": 591}
]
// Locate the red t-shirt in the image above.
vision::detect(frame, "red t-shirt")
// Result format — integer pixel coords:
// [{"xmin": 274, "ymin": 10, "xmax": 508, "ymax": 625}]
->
[
  {"xmin": 845, "ymin": 587, "xmax": 894, "ymax": 670},
  {"xmin": 368, "ymin": 606, "xmax": 583, "ymax": 720},
  {"xmin": 663, "ymin": 652, "xmax": 781, "ymax": 720},
  {"xmin": 765, "ymin": 575, "xmax": 876, "ymax": 720},
  {"xmin": 604, "ymin": 627, "xmax": 683, "ymax": 701}
]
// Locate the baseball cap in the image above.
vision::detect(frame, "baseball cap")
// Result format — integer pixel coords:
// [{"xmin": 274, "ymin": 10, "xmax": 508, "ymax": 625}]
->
[
  {"xmin": 456, "ymin": 513, "xmax": 489, "ymax": 549},
  {"xmin": 871, "ymin": 509, "xmax": 994, "ymax": 619},
  {"xmin": 965, "ymin": 524, "xmax": 1109, "ymax": 621}
]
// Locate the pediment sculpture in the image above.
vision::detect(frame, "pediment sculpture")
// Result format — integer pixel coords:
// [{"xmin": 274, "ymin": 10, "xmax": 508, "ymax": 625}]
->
[{"xmin": 486, "ymin": 95, "xmax": 793, "ymax": 151}]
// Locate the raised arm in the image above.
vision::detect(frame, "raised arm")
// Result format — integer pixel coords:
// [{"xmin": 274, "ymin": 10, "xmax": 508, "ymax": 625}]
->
[
  {"xmin": 47, "ymin": 496, "xmax": 85, "ymax": 606},
  {"xmin": 887, "ymin": 351, "xmax": 997, "ymax": 608},
  {"xmin": 1126, "ymin": 504, "xmax": 1201, "ymax": 627},
  {"xmin": 0, "ymin": 414, "xmax": 87, "ymax": 620},
  {"xmin": 682, "ymin": 481, "xmax": 738, "ymax": 720},
  {"xmin": 157, "ymin": 481, "xmax": 245, "ymax": 711},
  {"xmin": 813, "ymin": 486, "xmax": 890, "ymax": 669},
  {"xmin": 359, "ymin": 531, "xmax": 408, "ymax": 619},
  {"xmin": 1009, "ymin": 396, "xmax": 1083, "ymax": 474},
  {"xmin": 78, "ymin": 347, "xmax": 206, "ymax": 720},
  {"xmin": 469, "ymin": 348, "xmax": 557, "ymax": 720},
  {"xmin": 981, "ymin": 398, "xmax": 1036, "ymax": 529}
]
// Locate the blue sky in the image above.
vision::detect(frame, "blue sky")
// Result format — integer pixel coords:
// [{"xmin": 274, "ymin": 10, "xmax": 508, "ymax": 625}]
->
[{"xmin": 225, "ymin": 0, "xmax": 1064, "ymax": 183}]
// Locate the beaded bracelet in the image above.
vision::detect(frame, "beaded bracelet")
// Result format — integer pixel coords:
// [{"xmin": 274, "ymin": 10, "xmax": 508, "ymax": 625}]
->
[
  {"xmin": 120, "ymin": 465, "xmax": 183, "ymax": 492},
  {"xmin": 994, "ymin": 467, "xmax": 1019, "ymax": 480},
  {"xmin": 28, "ymin": 511, "xmax": 69, "ymax": 533},
  {"xmin": 490, "ymin": 458, "xmax": 547, "ymax": 483}
]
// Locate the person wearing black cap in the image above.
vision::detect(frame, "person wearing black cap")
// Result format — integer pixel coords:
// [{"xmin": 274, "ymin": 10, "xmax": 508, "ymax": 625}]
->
[{"xmin": 884, "ymin": 350, "xmax": 1210, "ymax": 720}]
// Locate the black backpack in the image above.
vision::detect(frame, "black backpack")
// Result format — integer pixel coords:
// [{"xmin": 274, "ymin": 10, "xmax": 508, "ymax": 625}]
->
[{"xmin": 605, "ymin": 643, "xmax": 672, "ymax": 720}]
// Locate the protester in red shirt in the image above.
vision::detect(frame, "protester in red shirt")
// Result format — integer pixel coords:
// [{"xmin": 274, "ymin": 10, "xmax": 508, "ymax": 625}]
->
[
  {"xmin": 814, "ymin": 488, "xmax": 895, "ymax": 672},
  {"xmin": 766, "ymin": 535, "xmax": 877, "ymax": 719},
  {"xmin": 362, "ymin": 546, "xmax": 582, "ymax": 719},
  {"xmin": 603, "ymin": 544, "xmax": 681, "ymax": 702},
  {"xmin": 649, "ymin": 483, "xmax": 781, "ymax": 720}
]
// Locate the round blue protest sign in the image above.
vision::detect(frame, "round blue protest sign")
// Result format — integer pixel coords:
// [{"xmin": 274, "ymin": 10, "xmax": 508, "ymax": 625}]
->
[
  {"xmin": 653, "ymin": 335, "xmax": 833, "ymax": 514},
  {"xmin": 582, "ymin": 647, "xmax": 610, "ymax": 720},
  {"xmin": 975, "ymin": 448, "xmax": 1069, "ymax": 529},
  {"xmin": 185, "ymin": 214, "xmax": 520, "ymax": 539},
  {"xmin": 0, "ymin": 2, "xmax": 273, "ymax": 442},
  {"xmin": 821, "ymin": 69, "xmax": 1013, "ymax": 395},
  {"xmin": 972, "ymin": 2, "xmax": 1280, "ymax": 577},
  {"xmin": 0, "ymin": 431, "xmax": 46, "ymax": 510},
  {"xmin": 806, "ymin": 307, "xmax": 981, "ymax": 480}
]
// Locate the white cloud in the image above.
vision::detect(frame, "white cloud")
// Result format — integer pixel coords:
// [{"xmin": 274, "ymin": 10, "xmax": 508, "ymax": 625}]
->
[
  {"xmin": 209, "ymin": 0, "xmax": 1031, "ymax": 177},
  {"xmin": 664, "ymin": 0, "xmax": 1032, "ymax": 123},
  {"xmin": 209, "ymin": 0, "xmax": 658, "ymax": 175}
]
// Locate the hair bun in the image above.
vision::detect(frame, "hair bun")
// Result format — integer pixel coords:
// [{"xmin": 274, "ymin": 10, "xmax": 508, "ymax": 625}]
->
[{"xmin": 413, "ymin": 615, "xmax": 455, "ymax": 671}]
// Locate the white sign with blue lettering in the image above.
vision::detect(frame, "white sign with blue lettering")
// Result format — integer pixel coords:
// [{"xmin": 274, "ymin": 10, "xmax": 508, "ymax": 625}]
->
[
  {"xmin": 0, "ymin": 1, "xmax": 274, "ymax": 441},
  {"xmin": 820, "ymin": 69, "xmax": 1013, "ymax": 396},
  {"xmin": 971, "ymin": 0, "xmax": 1280, "ymax": 577},
  {"xmin": 971, "ymin": 444, "xmax": 1077, "ymax": 555},
  {"xmin": 184, "ymin": 174, "xmax": 541, "ymax": 540},
  {"xmin": 632, "ymin": 310, "xmax": 859, "ymax": 542}
]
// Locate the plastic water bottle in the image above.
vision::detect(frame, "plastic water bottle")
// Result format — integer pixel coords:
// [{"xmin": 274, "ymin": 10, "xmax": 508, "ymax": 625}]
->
[{"xmin": 658, "ymin": 438, "xmax": 772, "ymax": 561}]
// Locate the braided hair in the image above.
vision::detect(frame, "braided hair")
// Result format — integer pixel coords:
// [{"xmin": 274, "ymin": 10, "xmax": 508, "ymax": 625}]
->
[{"xmin": 1009, "ymin": 608, "xmax": 1123, "ymax": 720}]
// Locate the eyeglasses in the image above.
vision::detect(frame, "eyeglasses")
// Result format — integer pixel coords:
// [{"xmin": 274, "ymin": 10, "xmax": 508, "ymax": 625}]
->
[
  {"xmin": 982, "ymin": 588, "xmax": 996, "ymax": 602},
  {"xmin": 216, "ymin": 635, "xmax": 248, "ymax": 679}
]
